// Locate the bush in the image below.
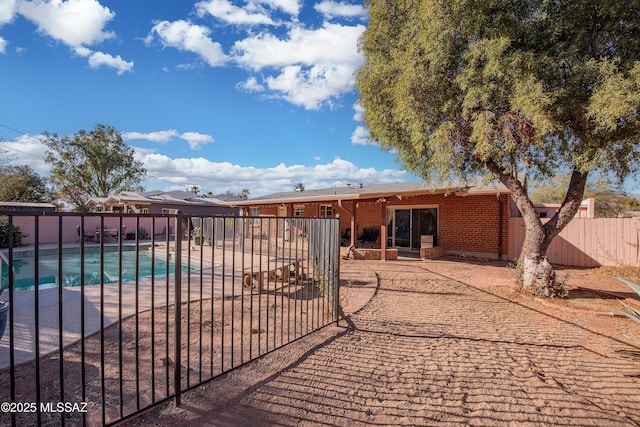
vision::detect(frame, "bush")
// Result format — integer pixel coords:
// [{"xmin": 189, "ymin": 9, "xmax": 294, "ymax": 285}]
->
[{"xmin": 0, "ymin": 218, "xmax": 24, "ymax": 248}]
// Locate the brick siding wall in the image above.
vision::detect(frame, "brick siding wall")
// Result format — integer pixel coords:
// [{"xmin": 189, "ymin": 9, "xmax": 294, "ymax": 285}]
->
[{"xmin": 251, "ymin": 193, "xmax": 510, "ymax": 257}]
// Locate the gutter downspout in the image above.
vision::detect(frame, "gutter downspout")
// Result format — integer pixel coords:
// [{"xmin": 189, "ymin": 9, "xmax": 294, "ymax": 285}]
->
[
  {"xmin": 497, "ymin": 193, "xmax": 503, "ymax": 260},
  {"xmin": 337, "ymin": 199, "xmax": 355, "ymax": 259}
]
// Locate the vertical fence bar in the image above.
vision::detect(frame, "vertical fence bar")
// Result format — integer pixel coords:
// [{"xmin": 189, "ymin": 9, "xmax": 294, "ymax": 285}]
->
[
  {"xmin": 34, "ymin": 216, "xmax": 42, "ymax": 426},
  {"xmin": 174, "ymin": 212, "xmax": 183, "ymax": 406},
  {"xmin": 239, "ymin": 217, "xmax": 245, "ymax": 364},
  {"xmin": 164, "ymin": 217, "xmax": 170, "ymax": 398},
  {"xmin": 100, "ymin": 215, "xmax": 106, "ymax": 426},
  {"xmin": 118, "ymin": 215, "xmax": 124, "ymax": 420},
  {"xmin": 248, "ymin": 217, "xmax": 252, "ymax": 360},
  {"xmin": 135, "ymin": 216, "xmax": 141, "ymax": 411},
  {"xmin": 57, "ymin": 216, "xmax": 65, "ymax": 426},
  {"xmin": 7, "ymin": 216, "xmax": 16, "ymax": 427},
  {"xmin": 220, "ymin": 218, "xmax": 226, "ymax": 371},
  {"xmin": 197, "ymin": 216, "xmax": 204, "ymax": 384},
  {"xmin": 186, "ymin": 216, "xmax": 192, "ymax": 388},
  {"xmin": 214, "ymin": 218, "xmax": 216, "ymax": 377},
  {"xmin": 150, "ymin": 218, "xmax": 157, "ymax": 403},
  {"xmin": 231, "ymin": 218, "xmax": 236, "ymax": 368}
]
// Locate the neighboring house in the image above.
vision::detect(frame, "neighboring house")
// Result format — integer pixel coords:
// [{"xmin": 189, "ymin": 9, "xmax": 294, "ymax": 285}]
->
[
  {"xmin": 526, "ymin": 198, "xmax": 595, "ymax": 219},
  {"xmin": 233, "ymin": 179, "xmax": 511, "ymax": 261},
  {"xmin": 89, "ymin": 190, "xmax": 241, "ymax": 216}
]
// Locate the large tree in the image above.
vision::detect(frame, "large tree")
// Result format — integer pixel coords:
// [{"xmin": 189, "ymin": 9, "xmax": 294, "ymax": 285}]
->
[
  {"xmin": 44, "ymin": 124, "xmax": 146, "ymax": 211},
  {"xmin": 356, "ymin": 0, "xmax": 640, "ymax": 295},
  {"xmin": 0, "ymin": 165, "xmax": 54, "ymax": 203}
]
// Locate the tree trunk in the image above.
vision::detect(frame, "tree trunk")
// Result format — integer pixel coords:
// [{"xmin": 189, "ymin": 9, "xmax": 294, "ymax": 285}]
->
[{"xmin": 488, "ymin": 163, "xmax": 589, "ymax": 296}]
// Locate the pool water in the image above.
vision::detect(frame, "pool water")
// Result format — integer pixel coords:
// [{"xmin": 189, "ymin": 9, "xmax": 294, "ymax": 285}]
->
[{"xmin": 1, "ymin": 246, "xmax": 189, "ymax": 291}]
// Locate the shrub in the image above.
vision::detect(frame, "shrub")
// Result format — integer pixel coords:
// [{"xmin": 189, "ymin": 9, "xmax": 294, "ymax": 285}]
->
[{"xmin": 0, "ymin": 218, "xmax": 24, "ymax": 248}]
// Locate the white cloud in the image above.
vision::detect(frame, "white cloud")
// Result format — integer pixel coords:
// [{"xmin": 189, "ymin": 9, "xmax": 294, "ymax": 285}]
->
[
  {"xmin": 2, "ymin": 134, "xmax": 405, "ymax": 197},
  {"xmin": 147, "ymin": 20, "xmax": 228, "ymax": 67},
  {"xmin": 232, "ymin": 23, "xmax": 364, "ymax": 71},
  {"xmin": 351, "ymin": 125, "xmax": 374, "ymax": 145},
  {"xmin": 0, "ymin": 37, "xmax": 7, "ymax": 54},
  {"xmin": 195, "ymin": 0, "xmax": 274, "ymax": 26},
  {"xmin": 16, "ymin": 0, "xmax": 133, "ymax": 74},
  {"xmin": 258, "ymin": 0, "xmax": 300, "ymax": 16},
  {"xmin": 236, "ymin": 76, "xmax": 265, "ymax": 92},
  {"xmin": 0, "ymin": 0, "xmax": 17, "ymax": 25},
  {"xmin": 180, "ymin": 132, "xmax": 214, "ymax": 150},
  {"xmin": 232, "ymin": 22, "xmax": 365, "ymax": 109},
  {"xmin": 314, "ymin": 1, "xmax": 366, "ymax": 20},
  {"xmin": 352, "ymin": 103, "xmax": 364, "ymax": 121},
  {"xmin": 0, "ymin": 135, "xmax": 50, "ymax": 175},
  {"xmin": 123, "ymin": 130, "xmax": 180, "ymax": 144},
  {"xmin": 135, "ymin": 152, "xmax": 406, "ymax": 196},
  {"xmin": 86, "ymin": 50, "xmax": 134, "ymax": 74},
  {"xmin": 18, "ymin": 0, "xmax": 115, "ymax": 47},
  {"xmin": 264, "ymin": 63, "xmax": 355, "ymax": 110},
  {"xmin": 123, "ymin": 129, "xmax": 214, "ymax": 150}
]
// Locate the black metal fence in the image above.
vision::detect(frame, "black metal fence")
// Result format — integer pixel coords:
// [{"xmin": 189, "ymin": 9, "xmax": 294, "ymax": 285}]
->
[{"xmin": 0, "ymin": 212, "xmax": 340, "ymax": 426}]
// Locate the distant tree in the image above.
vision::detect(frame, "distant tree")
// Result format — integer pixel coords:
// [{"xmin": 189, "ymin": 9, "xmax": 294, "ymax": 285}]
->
[
  {"xmin": 189, "ymin": 185, "xmax": 200, "ymax": 194},
  {"xmin": 294, "ymin": 183, "xmax": 305, "ymax": 192},
  {"xmin": 222, "ymin": 189, "xmax": 250, "ymax": 200},
  {"xmin": 43, "ymin": 124, "xmax": 146, "ymax": 211},
  {"xmin": 0, "ymin": 165, "xmax": 54, "ymax": 203},
  {"xmin": 357, "ymin": 0, "xmax": 640, "ymax": 296}
]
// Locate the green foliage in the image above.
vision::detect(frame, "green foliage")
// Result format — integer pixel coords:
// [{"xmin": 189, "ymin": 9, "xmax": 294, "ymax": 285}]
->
[
  {"xmin": 43, "ymin": 124, "xmax": 146, "ymax": 211},
  {"xmin": 0, "ymin": 218, "xmax": 23, "ymax": 249},
  {"xmin": 0, "ymin": 165, "xmax": 54, "ymax": 203},
  {"xmin": 138, "ymin": 227, "xmax": 149, "ymax": 240},
  {"xmin": 356, "ymin": 0, "xmax": 640, "ymax": 185}
]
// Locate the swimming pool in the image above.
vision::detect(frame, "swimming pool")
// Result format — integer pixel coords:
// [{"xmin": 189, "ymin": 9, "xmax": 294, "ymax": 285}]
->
[{"xmin": 1, "ymin": 246, "xmax": 190, "ymax": 291}]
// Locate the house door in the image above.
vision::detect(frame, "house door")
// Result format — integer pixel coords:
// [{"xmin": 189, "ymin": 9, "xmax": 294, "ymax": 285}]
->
[{"xmin": 387, "ymin": 208, "xmax": 438, "ymax": 249}]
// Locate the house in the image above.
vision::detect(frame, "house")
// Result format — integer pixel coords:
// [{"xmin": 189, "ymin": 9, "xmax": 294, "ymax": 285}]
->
[
  {"xmin": 528, "ymin": 198, "xmax": 595, "ymax": 219},
  {"xmin": 233, "ymin": 179, "xmax": 511, "ymax": 261},
  {"xmin": 89, "ymin": 190, "xmax": 241, "ymax": 216}
]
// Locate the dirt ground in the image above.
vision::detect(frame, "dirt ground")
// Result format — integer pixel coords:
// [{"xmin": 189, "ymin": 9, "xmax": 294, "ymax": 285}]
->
[{"xmin": 120, "ymin": 257, "xmax": 640, "ymax": 427}]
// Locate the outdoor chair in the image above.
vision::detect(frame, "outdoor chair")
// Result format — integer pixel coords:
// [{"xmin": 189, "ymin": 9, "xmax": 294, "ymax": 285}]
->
[
  {"xmin": 357, "ymin": 227, "xmax": 380, "ymax": 248},
  {"xmin": 76, "ymin": 226, "xmax": 95, "ymax": 243},
  {"xmin": 154, "ymin": 226, "xmax": 174, "ymax": 240}
]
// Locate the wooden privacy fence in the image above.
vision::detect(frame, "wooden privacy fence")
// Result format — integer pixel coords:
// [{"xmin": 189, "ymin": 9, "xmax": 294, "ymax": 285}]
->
[{"xmin": 508, "ymin": 217, "xmax": 640, "ymax": 267}]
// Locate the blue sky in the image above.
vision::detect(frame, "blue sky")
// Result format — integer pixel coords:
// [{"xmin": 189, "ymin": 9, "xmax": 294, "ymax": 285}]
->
[{"xmin": 0, "ymin": 0, "xmax": 413, "ymax": 197}]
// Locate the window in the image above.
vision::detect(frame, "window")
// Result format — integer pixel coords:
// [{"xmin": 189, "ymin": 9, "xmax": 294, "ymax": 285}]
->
[
  {"xmin": 320, "ymin": 205, "xmax": 333, "ymax": 218},
  {"xmin": 294, "ymin": 205, "xmax": 305, "ymax": 217},
  {"xmin": 141, "ymin": 208, "xmax": 149, "ymax": 214},
  {"xmin": 249, "ymin": 207, "xmax": 259, "ymax": 217}
]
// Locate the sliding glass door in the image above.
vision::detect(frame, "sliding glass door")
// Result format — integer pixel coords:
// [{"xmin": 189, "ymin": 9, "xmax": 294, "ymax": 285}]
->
[{"xmin": 387, "ymin": 207, "xmax": 438, "ymax": 249}]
